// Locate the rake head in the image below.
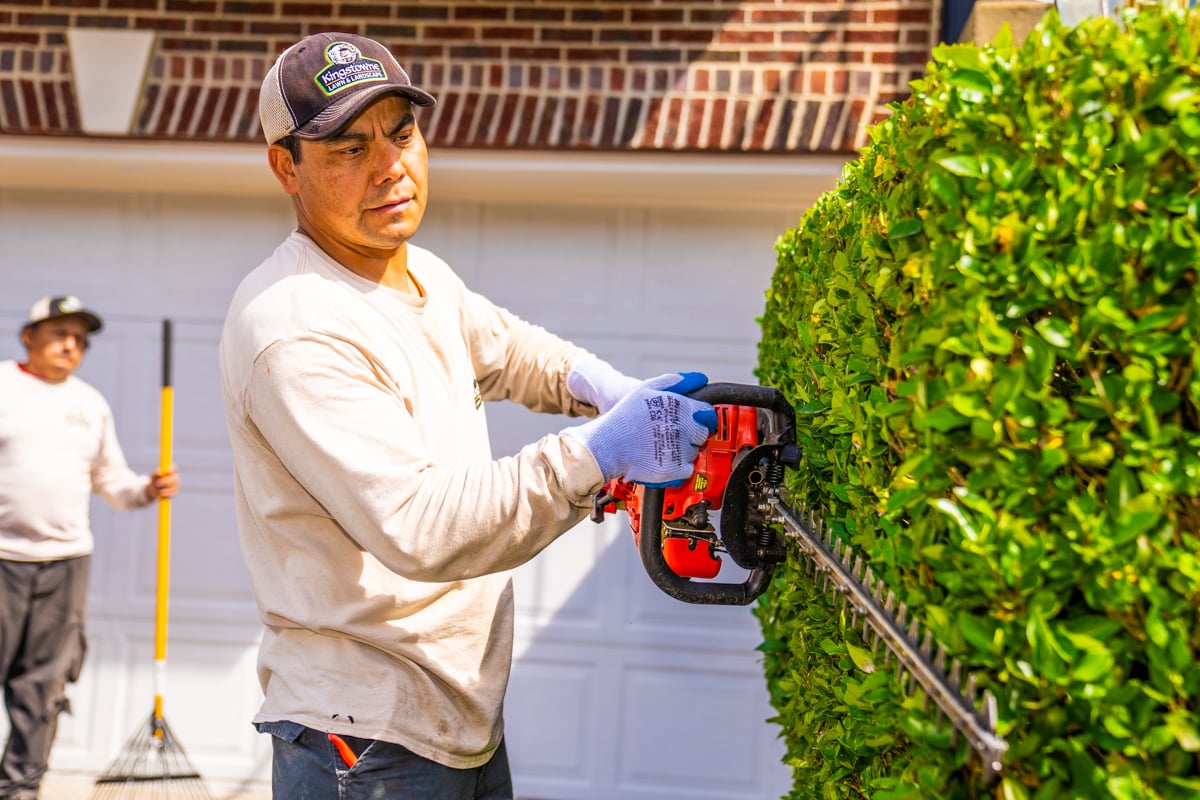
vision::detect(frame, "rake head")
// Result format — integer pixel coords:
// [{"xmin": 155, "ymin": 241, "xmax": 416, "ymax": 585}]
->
[{"xmin": 90, "ymin": 713, "xmax": 214, "ymax": 800}]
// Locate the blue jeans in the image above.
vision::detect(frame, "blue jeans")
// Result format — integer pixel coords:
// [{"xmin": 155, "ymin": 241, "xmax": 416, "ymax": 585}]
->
[{"xmin": 257, "ymin": 721, "xmax": 514, "ymax": 800}]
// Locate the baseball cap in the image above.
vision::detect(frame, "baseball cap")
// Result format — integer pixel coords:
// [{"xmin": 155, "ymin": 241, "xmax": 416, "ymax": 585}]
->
[
  {"xmin": 24, "ymin": 295, "xmax": 104, "ymax": 333},
  {"xmin": 258, "ymin": 32, "xmax": 437, "ymax": 145}
]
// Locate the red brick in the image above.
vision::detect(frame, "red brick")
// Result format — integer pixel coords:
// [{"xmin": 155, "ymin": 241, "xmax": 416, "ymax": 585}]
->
[
  {"xmin": 18, "ymin": 78, "xmax": 41, "ymax": 129},
  {"xmin": 177, "ymin": 84, "xmax": 203, "ymax": 134},
  {"xmin": 40, "ymin": 80, "xmax": 61, "ymax": 130},
  {"xmin": 690, "ymin": 9, "xmax": 740, "ymax": 24},
  {"xmin": 631, "ymin": 9, "xmax": 683, "ymax": 24},
  {"xmin": 684, "ymin": 97, "xmax": 705, "ymax": 148},
  {"xmin": 213, "ymin": 85, "xmax": 238, "ymax": 135},
  {"xmin": 341, "ymin": 4, "xmax": 391, "ymax": 18},
  {"xmin": 749, "ymin": 10, "xmax": 805, "ymax": 24},
  {"xmin": 250, "ymin": 21, "xmax": 304, "ymax": 36},
  {"xmin": 565, "ymin": 47, "xmax": 619, "ymax": 62},
  {"xmin": 225, "ymin": 2, "xmax": 276, "ymax": 13},
  {"xmin": 167, "ymin": 0, "xmax": 218, "ymax": 12},
  {"xmin": 481, "ymin": 26, "xmax": 534, "ymax": 41},
  {"xmin": 606, "ymin": 66, "xmax": 623, "ymax": 91},
  {"xmin": 660, "ymin": 28, "xmax": 715, "ymax": 45},
  {"xmin": 18, "ymin": 13, "xmax": 70, "ymax": 27},
  {"xmin": 508, "ymin": 45, "xmax": 559, "ymax": 60},
  {"xmin": 160, "ymin": 37, "xmax": 213, "ymax": 51},
  {"xmin": 454, "ymin": 6, "xmax": 507, "ymax": 21},
  {"xmin": 709, "ymin": 97, "xmax": 727, "ymax": 146},
  {"xmin": 495, "ymin": 92, "xmax": 518, "ymax": 144},
  {"xmin": 580, "ymin": 94, "xmax": 600, "ymax": 142},
  {"xmin": 599, "ymin": 95, "xmax": 619, "ymax": 143},
  {"xmin": 61, "ymin": 77, "xmax": 78, "ymax": 129},
  {"xmin": 280, "ymin": 3, "xmax": 331, "ymax": 16},
  {"xmin": 540, "ymin": 27, "xmax": 591, "ymax": 43},
  {"xmin": 534, "ymin": 95, "xmax": 557, "ymax": 144},
  {"xmin": 558, "ymin": 95, "xmax": 578, "ymax": 145},
  {"xmin": 599, "ymin": 28, "xmax": 651, "ymax": 43},
  {"xmin": 424, "ymin": 25, "xmax": 475, "ymax": 40},
  {"xmin": 571, "ymin": 8, "xmax": 624, "ymax": 23},
  {"xmin": 449, "ymin": 44, "xmax": 500, "ymax": 58},
  {"xmin": 514, "ymin": 7, "xmax": 565, "ymax": 22},
  {"xmin": 136, "ymin": 17, "xmax": 188, "ymax": 31},
  {"xmin": 512, "ymin": 93, "xmax": 535, "ymax": 145},
  {"xmin": 750, "ymin": 96, "xmax": 774, "ymax": 148},
  {"xmin": 718, "ymin": 29, "xmax": 773, "ymax": 45},
  {"xmin": 195, "ymin": 19, "xmax": 247, "ymax": 34},
  {"xmin": 846, "ymin": 29, "xmax": 900, "ymax": 45}
]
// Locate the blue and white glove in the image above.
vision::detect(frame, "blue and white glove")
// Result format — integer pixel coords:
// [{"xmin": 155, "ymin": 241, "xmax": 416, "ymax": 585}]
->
[
  {"xmin": 566, "ymin": 355, "xmax": 643, "ymax": 415},
  {"xmin": 561, "ymin": 372, "xmax": 719, "ymax": 486}
]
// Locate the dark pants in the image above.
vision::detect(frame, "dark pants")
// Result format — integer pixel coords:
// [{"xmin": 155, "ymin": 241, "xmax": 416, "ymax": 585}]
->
[
  {"xmin": 258, "ymin": 721, "xmax": 514, "ymax": 800},
  {"xmin": 0, "ymin": 556, "xmax": 89, "ymax": 800}
]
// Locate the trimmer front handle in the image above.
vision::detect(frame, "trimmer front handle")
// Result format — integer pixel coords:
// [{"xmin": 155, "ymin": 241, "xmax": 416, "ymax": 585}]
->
[{"xmin": 593, "ymin": 383, "xmax": 800, "ymax": 606}]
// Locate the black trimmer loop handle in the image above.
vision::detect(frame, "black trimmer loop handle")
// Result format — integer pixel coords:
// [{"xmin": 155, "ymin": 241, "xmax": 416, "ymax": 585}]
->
[{"xmin": 638, "ymin": 382, "xmax": 795, "ymax": 605}]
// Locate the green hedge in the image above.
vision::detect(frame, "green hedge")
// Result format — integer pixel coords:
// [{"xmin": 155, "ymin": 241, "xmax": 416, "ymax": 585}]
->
[{"xmin": 755, "ymin": 7, "xmax": 1200, "ymax": 799}]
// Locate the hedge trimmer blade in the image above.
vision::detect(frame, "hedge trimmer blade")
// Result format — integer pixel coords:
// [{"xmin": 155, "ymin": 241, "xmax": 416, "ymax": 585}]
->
[{"xmin": 767, "ymin": 495, "xmax": 1008, "ymax": 776}]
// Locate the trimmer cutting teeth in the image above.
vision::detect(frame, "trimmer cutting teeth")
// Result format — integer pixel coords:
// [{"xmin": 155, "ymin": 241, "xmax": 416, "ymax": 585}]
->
[{"xmin": 591, "ymin": 383, "xmax": 1007, "ymax": 776}]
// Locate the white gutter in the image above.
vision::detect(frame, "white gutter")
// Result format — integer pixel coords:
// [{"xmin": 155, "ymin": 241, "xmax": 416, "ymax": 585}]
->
[{"xmin": 0, "ymin": 136, "xmax": 846, "ymax": 213}]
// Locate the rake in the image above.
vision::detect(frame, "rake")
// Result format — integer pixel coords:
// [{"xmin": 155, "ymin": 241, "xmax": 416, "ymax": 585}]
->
[{"xmin": 91, "ymin": 319, "xmax": 213, "ymax": 800}]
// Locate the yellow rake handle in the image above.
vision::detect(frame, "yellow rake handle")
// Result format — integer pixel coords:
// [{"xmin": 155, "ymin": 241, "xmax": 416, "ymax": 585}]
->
[{"xmin": 154, "ymin": 319, "xmax": 173, "ymax": 724}]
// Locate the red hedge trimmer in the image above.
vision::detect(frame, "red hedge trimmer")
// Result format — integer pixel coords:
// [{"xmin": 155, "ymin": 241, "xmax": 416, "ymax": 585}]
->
[{"xmin": 591, "ymin": 383, "xmax": 1007, "ymax": 777}]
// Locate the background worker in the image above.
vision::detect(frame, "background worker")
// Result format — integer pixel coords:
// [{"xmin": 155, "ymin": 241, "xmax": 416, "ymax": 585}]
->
[
  {"xmin": 220, "ymin": 32, "xmax": 717, "ymax": 800},
  {"xmin": 0, "ymin": 295, "xmax": 180, "ymax": 800}
]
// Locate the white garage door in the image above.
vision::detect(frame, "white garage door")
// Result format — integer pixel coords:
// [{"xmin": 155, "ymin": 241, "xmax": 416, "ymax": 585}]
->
[{"xmin": 0, "ymin": 155, "xmax": 815, "ymax": 799}]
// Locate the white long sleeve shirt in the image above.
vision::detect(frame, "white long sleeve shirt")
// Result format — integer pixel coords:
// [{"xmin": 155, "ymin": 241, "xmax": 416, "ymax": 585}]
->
[
  {"xmin": 219, "ymin": 232, "xmax": 605, "ymax": 769},
  {"xmin": 0, "ymin": 361, "xmax": 152, "ymax": 562}
]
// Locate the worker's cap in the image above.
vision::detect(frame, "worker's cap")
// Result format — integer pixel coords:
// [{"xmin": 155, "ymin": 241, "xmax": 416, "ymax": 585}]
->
[
  {"xmin": 258, "ymin": 32, "xmax": 437, "ymax": 145},
  {"xmin": 24, "ymin": 295, "xmax": 104, "ymax": 333}
]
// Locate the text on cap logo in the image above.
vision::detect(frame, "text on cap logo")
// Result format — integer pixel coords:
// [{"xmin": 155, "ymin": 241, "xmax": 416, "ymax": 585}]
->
[{"xmin": 314, "ymin": 42, "xmax": 387, "ymax": 96}]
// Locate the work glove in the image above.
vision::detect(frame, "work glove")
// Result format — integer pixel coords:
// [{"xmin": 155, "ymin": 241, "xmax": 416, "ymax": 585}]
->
[
  {"xmin": 566, "ymin": 355, "xmax": 642, "ymax": 415},
  {"xmin": 561, "ymin": 372, "xmax": 719, "ymax": 486}
]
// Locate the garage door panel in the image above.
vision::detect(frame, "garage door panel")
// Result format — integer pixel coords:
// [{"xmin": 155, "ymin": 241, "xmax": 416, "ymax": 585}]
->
[
  {"xmin": 55, "ymin": 621, "xmax": 269, "ymax": 780},
  {"xmin": 511, "ymin": 516, "xmax": 619, "ymax": 631},
  {"xmin": 171, "ymin": 320, "xmax": 235, "ymax": 466},
  {"xmin": 458, "ymin": 205, "xmax": 624, "ymax": 321},
  {"xmin": 639, "ymin": 208, "xmax": 790, "ymax": 345},
  {"xmin": 617, "ymin": 663, "xmax": 781, "ymax": 800},
  {"xmin": 507, "ymin": 637, "xmax": 785, "ymax": 800},
  {"xmin": 150, "ymin": 483, "xmax": 252, "ymax": 609},
  {"xmin": 0, "ymin": 190, "xmax": 145, "ymax": 307},
  {"xmin": 506, "ymin": 658, "xmax": 600, "ymax": 783},
  {"xmin": 86, "ymin": 483, "xmax": 251, "ymax": 621},
  {"xmin": 148, "ymin": 193, "xmax": 293, "ymax": 321}
]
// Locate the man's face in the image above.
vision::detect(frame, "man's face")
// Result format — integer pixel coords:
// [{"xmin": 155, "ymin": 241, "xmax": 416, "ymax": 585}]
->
[
  {"xmin": 270, "ymin": 94, "xmax": 430, "ymax": 273},
  {"xmin": 22, "ymin": 316, "xmax": 90, "ymax": 382}
]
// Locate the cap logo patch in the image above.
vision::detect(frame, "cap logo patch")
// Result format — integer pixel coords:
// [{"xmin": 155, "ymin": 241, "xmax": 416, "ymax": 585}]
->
[
  {"xmin": 314, "ymin": 42, "xmax": 387, "ymax": 96},
  {"xmin": 58, "ymin": 296, "xmax": 84, "ymax": 313}
]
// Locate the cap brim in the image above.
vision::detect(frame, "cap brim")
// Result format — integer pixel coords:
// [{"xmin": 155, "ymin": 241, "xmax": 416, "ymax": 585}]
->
[
  {"xmin": 29, "ymin": 310, "xmax": 103, "ymax": 333},
  {"xmin": 291, "ymin": 84, "xmax": 437, "ymax": 141}
]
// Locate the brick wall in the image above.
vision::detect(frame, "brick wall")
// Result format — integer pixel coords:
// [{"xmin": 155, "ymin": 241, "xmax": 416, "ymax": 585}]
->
[{"xmin": 0, "ymin": 0, "xmax": 938, "ymax": 153}]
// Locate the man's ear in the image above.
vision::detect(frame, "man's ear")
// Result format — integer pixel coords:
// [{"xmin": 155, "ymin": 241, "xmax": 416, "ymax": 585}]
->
[
  {"xmin": 267, "ymin": 143, "xmax": 301, "ymax": 196},
  {"xmin": 19, "ymin": 325, "xmax": 33, "ymax": 350}
]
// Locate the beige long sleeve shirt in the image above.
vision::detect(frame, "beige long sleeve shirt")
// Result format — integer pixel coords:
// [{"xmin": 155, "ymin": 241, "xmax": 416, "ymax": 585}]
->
[
  {"xmin": 0, "ymin": 361, "xmax": 152, "ymax": 562},
  {"xmin": 219, "ymin": 232, "xmax": 604, "ymax": 768}
]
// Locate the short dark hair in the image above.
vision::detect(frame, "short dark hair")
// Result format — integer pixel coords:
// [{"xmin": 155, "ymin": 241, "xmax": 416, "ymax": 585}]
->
[{"xmin": 276, "ymin": 135, "xmax": 302, "ymax": 164}]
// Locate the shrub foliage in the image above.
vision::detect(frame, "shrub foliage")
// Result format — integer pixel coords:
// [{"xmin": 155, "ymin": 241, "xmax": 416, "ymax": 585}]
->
[{"xmin": 755, "ymin": 8, "xmax": 1200, "ymax": 799}]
